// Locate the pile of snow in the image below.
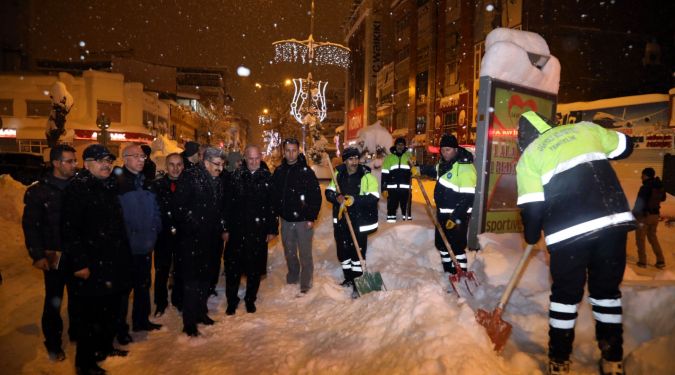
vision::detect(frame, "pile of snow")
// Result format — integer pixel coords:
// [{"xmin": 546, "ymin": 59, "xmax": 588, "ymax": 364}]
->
[
  {"xmin": 0, "ymin": 167, "xmax": 673, "ymax": 374},
  {"xmin": 357, "ymin": 120, "xmax": 393, "ymax": 155},
  {"xmin": 480, "ymin": 28, "xmax": 561, "ymax": 94},
  {"xmin": 149, "ymin": 135, "xmax": 185, "ymax": 173}
]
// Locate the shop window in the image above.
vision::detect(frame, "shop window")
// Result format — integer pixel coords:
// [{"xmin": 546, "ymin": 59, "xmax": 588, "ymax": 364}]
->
[
  {"xmin": 19, "ymin": 139, "xmax": 48, "ymax": 154},
  {"xmin": 0, "ymin": 99, "xmax": 13, "ymax": 116},
  {"xmin": 26, "ymin": 100, "xmax": 52, "ymax": 117}
]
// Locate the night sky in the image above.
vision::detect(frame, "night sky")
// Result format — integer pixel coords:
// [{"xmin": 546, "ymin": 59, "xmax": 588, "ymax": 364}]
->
[{"xmin": 26, "ymin": 0, "xmax": 352, "ymax": 128}]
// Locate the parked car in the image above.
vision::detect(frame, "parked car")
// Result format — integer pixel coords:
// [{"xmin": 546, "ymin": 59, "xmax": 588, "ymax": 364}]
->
[{"xmin": 0, "ymin": 152, "xmax": 47, "ymax": 185}]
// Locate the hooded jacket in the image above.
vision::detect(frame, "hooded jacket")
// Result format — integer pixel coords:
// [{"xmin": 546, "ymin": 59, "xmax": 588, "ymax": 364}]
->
[
  {"xmin": 271, "ymin": 153, "xmax": 322, "ymax": 222},
  {"xmin": 516, "ymin": 112, "xmax": 635, "ymax": 247},
  {"xmin": 325, "ymin": 163, "xmax": 380, "ymax": 234},
  {"xmin": 633, "ymin": 176, "xmax": 666, "ymax": 216},
  {"xmin": 381, "ymin": 146, "xmax": 414, "ymax": 192}
]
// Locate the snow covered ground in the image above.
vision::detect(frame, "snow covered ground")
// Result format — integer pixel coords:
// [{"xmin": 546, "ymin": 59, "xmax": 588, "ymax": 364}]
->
[{"xmin": 0, "ymin": 155, "xmax": 673, "ymax": 374}]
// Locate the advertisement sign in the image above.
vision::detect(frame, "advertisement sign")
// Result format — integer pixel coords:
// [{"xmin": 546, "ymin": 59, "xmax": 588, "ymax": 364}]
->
[
  {"xmin": 468, "ymin": 77, "xmax": 556, "ymax": 249},
  {"xmin": 346, "ymin": 106, "xmax": 364, "ymax": 141}
]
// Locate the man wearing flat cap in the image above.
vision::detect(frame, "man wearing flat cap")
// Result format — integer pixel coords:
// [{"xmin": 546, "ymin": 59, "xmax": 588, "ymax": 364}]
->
[
  {"xmin": 420, "ymin": 135, "xmax": 476, "ymax": 274},
  {"xmin": 61, "ymin": 144, "xmax": 132, "ymax": 374},
  {"xmin": 381, "ymin": 137, "xmax": 414, "ymax": 223},
  {"xmin": 325, "ymin": 147, "xmax": 379, "ymax": 297}
]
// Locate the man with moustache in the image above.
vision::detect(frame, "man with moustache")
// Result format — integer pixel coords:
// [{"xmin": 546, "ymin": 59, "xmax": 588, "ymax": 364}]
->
[
  {"xmin": 22, "ymin": 144, "xmax": 78, "ymax": 361},
  {"xmin": 61, "ymin": 144, "xmax": 132, "ymax": 375},
  {"xmin": 173, "ymin": 147, "xmax": 228, "ymax": 336}
]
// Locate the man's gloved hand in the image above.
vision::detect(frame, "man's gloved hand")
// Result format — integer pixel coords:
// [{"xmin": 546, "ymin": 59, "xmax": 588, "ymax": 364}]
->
[
  {"xmin": 344, "ymin": 195, "xmax": 354, "ymax": 207},
  {"xmin": 338, "ymin": 203, "xmax": 347, "ymax": 220},
  {"xmin": 411, "ymin": 166, "xmax": 420, "ymax": 178},
  {"xmin": 382, "ymin": 191, "xmax": 388, "ymax": 199},
  {"xmin": 445, "ymin": 219, "xmax": 456, "ymax": 230}
]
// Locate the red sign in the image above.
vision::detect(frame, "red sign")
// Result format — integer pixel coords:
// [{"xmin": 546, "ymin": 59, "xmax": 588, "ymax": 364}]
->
[{"xmin": 346, "ymin": 106, "xmax": 364, "ymax": 141}]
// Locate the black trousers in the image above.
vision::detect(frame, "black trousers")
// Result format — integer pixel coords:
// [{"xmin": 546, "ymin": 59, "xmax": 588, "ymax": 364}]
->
[
  {"xmin": 42, "ymin": 268, "xmax": 78, "ymax": 351},
  {"xmin": 182, "ymin": 279, "xmax": 208, "ymax": 329},
  {"xmin": 386, "ymin": 187, "xmax": 411, "ymax": 220},
  {"xmin": 434, "ymin": 214, "xmax": 468, "ymax": 272},
  {"xmin": 333, "ymin": 222, "xmax": 368, "ymax": 281},
  {"xmin": 547, "ymin": 228, "xmax": 627, "ymax": 362},
  {"xmin": 75, "ymin": 293, "xmax": 119, "ymax": 368},
  {"xmin": 225, "ymin": 267, "xmax": 261, "ymax": 306},
  {"xmin": 154, "ymin": 234, "xmax": 182, "ymax": 309},
  {"xmin": 118, "ymin": 254, "xmax": 152, "ymax": 332}
]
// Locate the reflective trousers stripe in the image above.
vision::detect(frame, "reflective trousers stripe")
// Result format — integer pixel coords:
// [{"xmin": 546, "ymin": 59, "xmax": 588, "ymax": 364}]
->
[{"xmin": 549, "ymin": 318, "xmax": 576, "ymax": 329}]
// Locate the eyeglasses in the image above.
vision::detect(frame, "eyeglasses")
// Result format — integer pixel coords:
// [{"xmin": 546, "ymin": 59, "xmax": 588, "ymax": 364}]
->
[
  {"xmin": 60, "ymin": 158, "xmax": 78, "ymax": 164},
  {"xmin": 86, "ymin": 158, "xmax": 114, "ymax": 164},
  {"xmin": 123, "ymin": 154, "xmax": 147, "ymax": 160},
  {"xmin": 206, "ymin": 159, "xmax": 224, "ymax": 168}
]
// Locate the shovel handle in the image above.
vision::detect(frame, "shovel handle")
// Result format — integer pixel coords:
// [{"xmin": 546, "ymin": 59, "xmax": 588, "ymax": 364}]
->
[{"xmin": 497, "ymin": 244, "xmax": 534, "ymax": 311}]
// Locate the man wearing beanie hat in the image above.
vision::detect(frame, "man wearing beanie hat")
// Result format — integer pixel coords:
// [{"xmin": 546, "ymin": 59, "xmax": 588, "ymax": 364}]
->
[
  {"xmin": 516, "ymin": 111, "xmax": 635, "ymax": 374},
  {"xmin": 419, "ymin": 134, "xmax": 476, "ymax": 274},
  {"xmin": 382, "ymin": 137, "xmax": 414, "ymax": 223},
  {"xmin": 181, "ymin": 141, "xmax": 200, "ymax": 170},
  {"xmin": 326, "ymin": 147, "xmax": 379, "ymax": 297}
]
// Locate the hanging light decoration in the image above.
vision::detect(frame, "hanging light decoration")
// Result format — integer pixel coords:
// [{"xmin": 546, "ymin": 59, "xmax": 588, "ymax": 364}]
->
[{"xmin": 289, "ymin": 73, "xmax": 327, "ymax": 125}]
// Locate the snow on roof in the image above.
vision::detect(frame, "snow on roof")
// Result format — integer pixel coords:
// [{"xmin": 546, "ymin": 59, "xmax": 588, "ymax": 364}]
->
[{"xmin": 557, "ymin": 93, "xmax": 669, "ymax": 112}]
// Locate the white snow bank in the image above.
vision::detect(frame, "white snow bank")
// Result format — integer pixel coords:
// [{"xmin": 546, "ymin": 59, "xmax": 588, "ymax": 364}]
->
[{"xmin": 357, "ymin": 120, "xmax": 393, "ymax": 154}]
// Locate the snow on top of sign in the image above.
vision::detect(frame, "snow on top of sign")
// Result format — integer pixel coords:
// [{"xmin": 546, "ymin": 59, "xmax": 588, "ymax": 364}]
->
[
  {"xmin": 357, "ymin": 120, "xmax": 393, "ymax": 154},
  {"xmin": 480, "ymin": 28, "xmax": 560, "ymax": 95}
]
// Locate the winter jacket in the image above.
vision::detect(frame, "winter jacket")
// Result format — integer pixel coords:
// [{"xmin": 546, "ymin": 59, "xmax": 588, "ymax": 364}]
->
[
  {"xmin": 516, "ymin": 120, "xmax": 635, "ymax": 247},
  {"xmin": 226, "ymin": 163, "xmax": 279, "ymax": 275},
  {"xmin": 115, "ymin": 166, "xmax": 162, "ymax": 255},
  {"xmin": 22, "ymin": 173, "xmax": 71, "ymax": 261},
  {"xmin": 271, "ymin": 153, "xmax": 322, "ymax": 222},
  {"xmin": 381, "ymin": 148, "xmax": 413, "ymax": 192},
  {"xmin": 173, "ymin": 163, "xmax": 228, "ymax": 281},
  {"xmin": 142, "ymin": 158, "xmax": 157, "ymax": 186},
  {"xmin": 633, "ymin": 177, "xmax": 666, "ymax": 217},
  {"xmin": 61, "ymin": 169, "xmax": 132, "ymax": 296},
  {"xmin": 149, "ymin": 175, "xmax": 179, "ymax": 234},
  {"xmin": 421, "ymin": 147, "xmax": 477, "ymax": 223},
  {"xmin": 326, "ymin": 164, "xmax": 380, "ymax": 234}
]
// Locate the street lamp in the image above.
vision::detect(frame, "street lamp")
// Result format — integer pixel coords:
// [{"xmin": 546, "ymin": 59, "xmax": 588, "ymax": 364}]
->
[{"xmin": 96, "ymin": 114, "xmax": 111, "ymax": 147}]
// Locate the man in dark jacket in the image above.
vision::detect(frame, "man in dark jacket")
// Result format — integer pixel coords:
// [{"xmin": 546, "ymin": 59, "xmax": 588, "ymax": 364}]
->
[
  {"xmin": 381, "ymin": 137, "xmax": 414, "ymax": 222},
  {"xmin": 516, "ymin": 111, "xmax": 635, "ymax": 375},
  {"xmin": 325, "ymin": 147, "xmax": 379, "ymax": 297},
  {"xmin": 225, "ymin": 145, "xmax": 278, "ymax": 314},
  {"xmin": 173, "ymin": 147, "xmax": 228, "ymax": 336},
  {"xmin": 149, "ymin": 152, "xmax": 185, "ymax": 316},
  {"xmin": 632, "ymin": 167, "xmax": 666, "ymax": 269},
  {"xmin": 62, "ymin": 144, "xmax": 132, "ymax": 375},
  {"xmin": 22, "ymin": 144, "xmax": 77, "ymax": 361},
  {"xmin": 271, "ymin": 138, "xmax": 322, "ymax": 294},
  {"xmin": 419, "ymin": 134, "xmax": 476, "ymax": 274},
  {"xmin": 114, "ymin": 144, "xmax": 162, "ymax": 343},
  {"xmin": 140, "ymin": 144, "xmax": 156, "ymax": 185},
  {"xmin": 181, "ymin": 141, "xmax": 200, "ymax": 170}
]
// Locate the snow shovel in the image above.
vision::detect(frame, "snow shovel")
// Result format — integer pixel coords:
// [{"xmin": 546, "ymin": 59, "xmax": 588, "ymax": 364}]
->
[
  {"xmin": 413, "ymin": 175, "xmax": 478, "ymax": 297},
  {"xmin": 476, "ymin": 244, "xmax": 534, "ymax": 353},
  {"xmin": 326, "ymin": 155, "xmax": 385, "ymax": 296}
]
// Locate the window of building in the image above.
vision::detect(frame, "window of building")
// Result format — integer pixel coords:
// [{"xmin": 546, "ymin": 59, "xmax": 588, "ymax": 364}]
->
[
  {"xmin": 19, "ymin": 139, "xmax": 48, "ymax": 154},
  {"xmin": 416, "ymin": 71, "xmax": 428, "ymax": 102},
  {"xmin": 97, "ymin": 101, "xmax": 122, "ymax": 122},
  {"xmin": 0, "ymin": 99, "xmax": 13, "ymax": 116},
  {"xmin": 26, "ymin": 100, "xmax": 52, "ymax": 117},
  {"xmin": 445, "ymin": 61, "xmax": 459, "ymax": 86}
]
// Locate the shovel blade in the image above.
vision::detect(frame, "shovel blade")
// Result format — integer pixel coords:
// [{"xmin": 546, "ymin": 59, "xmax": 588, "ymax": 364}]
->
[
  {"xmin": 354, "ymin": 271, "xmax": 385, "ymax": 296},
  {"xmin": 475, "ymin": 307, "xmax": 512, "ymax": 353}
]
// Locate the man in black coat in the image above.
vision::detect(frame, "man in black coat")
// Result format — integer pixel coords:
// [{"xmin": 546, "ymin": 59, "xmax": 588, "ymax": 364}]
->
[
  {"xmin": 22, "ymin": 144, "xmax": 78, "ymax": 361},
  {"xmin": 271, "ymin": 138, "xmax": 321, "ymax": 294},
  {"xmin": 149, "ymin": 152, "xmax": 185, "ymax": 316},
  {"xmin": 225, "ymin": 145, "xmax": 278, "ymax": 315},
  {"xmin": 173, "ymin": 147, "xmax": 228, "ymax": 337},
  {"xmin": 140, "ymin": 144, "xmax": 156, "ymax": 185},
  {"xmin": 61, "ymin": 144, "xmax": 132, "ymax": 375}
]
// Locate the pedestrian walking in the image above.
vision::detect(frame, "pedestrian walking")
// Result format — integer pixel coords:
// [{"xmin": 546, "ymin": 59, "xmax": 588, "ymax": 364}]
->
[{"xmin": 632, "ymin": 167, "xmax": 667, "ymax": 269}]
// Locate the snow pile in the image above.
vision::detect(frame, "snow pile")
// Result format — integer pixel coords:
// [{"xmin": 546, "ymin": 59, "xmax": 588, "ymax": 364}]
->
[
  {"xmin": 357, "ymin": 120, "xmax": 393, "ymax": 155},
  {"xmin": 149, "ymin": 134, "xmax": 185, "ymax": 172},
  {"xmin": 0, "ymin": 174, "xmax": 27, "ymax": 221},
  {"xmin": 480, "ymin": 28, "xmax": 561, "ymax": 94}
]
